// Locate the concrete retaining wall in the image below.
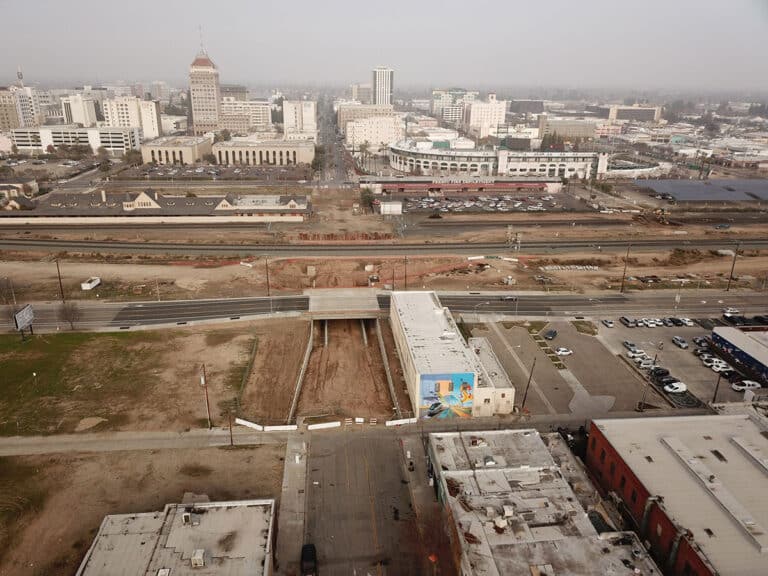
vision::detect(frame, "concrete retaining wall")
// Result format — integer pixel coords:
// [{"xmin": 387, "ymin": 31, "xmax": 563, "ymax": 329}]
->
[
  {"xmin": 264, "ymin": 424, "xmax": 299, "ymax": 432},
  {"xmin": 376, "ymin": 318, "xmax": 402, "ymax": 418},
  {"xmin": 287, "ymin": 320, "xmax": 314, "ymax": 423},
  {"xmin": 385, "ymin": 417, "xmax": 418, "ymax": 427}
]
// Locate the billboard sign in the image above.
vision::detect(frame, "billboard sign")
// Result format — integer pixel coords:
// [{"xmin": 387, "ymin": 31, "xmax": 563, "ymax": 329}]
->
[
  {"xmin": 419, "ymin": 372, "xmax": 474, "ymax": 419},
  {"xmin": 14, "ymin": 304, "xmax": 34, "ymax": 331}
]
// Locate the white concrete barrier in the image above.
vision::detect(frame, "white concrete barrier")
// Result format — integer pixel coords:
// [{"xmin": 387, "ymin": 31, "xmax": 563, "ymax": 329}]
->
[
  {"xmin": 235, "ymin": 418, "xmax": 264, "ymax": 431},
  {"xmin": 354, "ymin": 417, "xmax": 365, "ymax": 424},
  {"xmin": 385, "ymin": 417, "xmax": 418, "ymax": 427},
  {"xmin": 307, "ymin": 421, "xmax": 342, "ymax": 430},
  {"xmin": 264, "ymin": 424, "xmax": 298, "ymax": 432}
]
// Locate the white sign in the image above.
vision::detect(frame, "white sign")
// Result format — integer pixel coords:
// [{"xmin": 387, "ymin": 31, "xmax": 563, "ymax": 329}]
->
[{"xmin": 14, "ymin": 304, "xmax": 34, "ymax": 331}]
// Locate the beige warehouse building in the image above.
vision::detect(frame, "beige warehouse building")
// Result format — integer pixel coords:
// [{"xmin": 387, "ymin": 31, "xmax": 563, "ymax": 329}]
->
[
  {"xmin": 213, "ymin": 140, "xmax": 315, "ymax": 166},
  {"xmin": 141, "ymin": 135, "xmax": 213, "ymax": 165}
]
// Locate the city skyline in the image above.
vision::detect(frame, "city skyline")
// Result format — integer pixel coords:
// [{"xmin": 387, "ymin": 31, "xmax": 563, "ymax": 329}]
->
[{"xmin": 1, "ymin": 0, "xmax": 767, "ymax": 92}]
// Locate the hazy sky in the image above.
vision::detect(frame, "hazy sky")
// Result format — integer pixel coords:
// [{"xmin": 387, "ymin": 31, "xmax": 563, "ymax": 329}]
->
[{"xmin": 2, "ymin": 0, "xmax": 767, "ymax": 90}]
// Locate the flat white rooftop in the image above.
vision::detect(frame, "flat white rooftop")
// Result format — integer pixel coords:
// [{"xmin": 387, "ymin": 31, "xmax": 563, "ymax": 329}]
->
[
  {"xmin": 594, "ymin": 414, "xmax": 768, "ymax": 576},
  {"xmin": 76, "ymin": 499, "xmax": 274, "ymax": 576},
  {"xmin": 145, "ymin": 136, "xmax": 211, "ymax": 147},
  {"xmin": 468, "ymin": 337, "xmax": 515, "ymax": 390},
  {"xmin": 430, "ymin": 430, "xmax": 658, "ymax": 576},
  {"xmin": 390, "ymin": 291, "xmax": 478, "ymax": 376},
  {"xmin": 713, "ymin": 326, "xmax": 768, "ymax": 364}
]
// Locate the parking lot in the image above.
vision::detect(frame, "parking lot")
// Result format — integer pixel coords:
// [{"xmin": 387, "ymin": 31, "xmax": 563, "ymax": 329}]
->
[
  {"xmin": 121, "ymin": 163, "xmax": 311, "ymax": 181},
  {"xmin": 598, "ymin": 319, "xmax": 745, "ymax": 404},
  {"xmin": 402, "ymin": 193, "xmax": 565, "ymax": 214}
]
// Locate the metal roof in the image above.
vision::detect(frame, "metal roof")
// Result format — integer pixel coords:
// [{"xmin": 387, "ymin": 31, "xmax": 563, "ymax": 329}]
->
[{"xmin": 713, "ymin": 326, "xmax": 768, "ymax": 366}]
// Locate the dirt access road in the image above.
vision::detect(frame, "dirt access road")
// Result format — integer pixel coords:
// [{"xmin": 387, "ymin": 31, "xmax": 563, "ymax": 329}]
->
[{"xmin": 0, "ymin": 444, "xmax": 284, "ymax": 576}]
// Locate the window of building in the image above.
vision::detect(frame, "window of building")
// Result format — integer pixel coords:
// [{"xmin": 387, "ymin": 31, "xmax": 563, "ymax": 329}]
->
[
  {"xmin": 599, "ymin": 449, "xmax": 606, "ymax": 463},
  {"xmin": 609, "ymin": 462, "xmax": 616, "ymax": 476},
  {"xmin": 656, "ymin": 523, "xmax": 662, "ymax": 538},
  {"xmin": 483, "ymin": 398, "xmax": 490, "ymax": 404},
  {"xmin": 619, "ymin": 475, "xmax": 626, "ymax": 490},
  {"xmin": 631, "ymin": 489, "xmax": 637, "ymax": 504},
  {"xmin": 704, "ymin": 528, "xmax": 714, "ymax": 537}
]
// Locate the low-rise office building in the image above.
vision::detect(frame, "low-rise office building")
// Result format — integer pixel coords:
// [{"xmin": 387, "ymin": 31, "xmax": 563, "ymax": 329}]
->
[
  {"xmin": 75, "ymin": 498, "xmax": 275, "ymax": 576},
  {"xmin": 429, "ymin": 430, "xmax": 660, "ymax": 576},
  {"xmin": 213, "ymin": 139, "xmax": 315, "ymax": 166},
  {"xmin": 219, "ymin": 97, "xmax": 272, "ymax": 134},
  {"xmin": 141, "ymin": 135, "xmax": 213, "ymax": 165},
  {"xmin": 11, "ymin": 126, "xmax": 140, "ymax": 155},
  {"xmin": 538, "ymin": 115, "xmax": 599, "ymax": 139}
]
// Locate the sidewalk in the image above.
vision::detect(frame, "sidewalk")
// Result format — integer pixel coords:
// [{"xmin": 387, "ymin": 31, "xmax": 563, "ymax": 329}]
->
[{"xmin": 276, "ymin": 436, "xmax": 308, "ymax": 576}]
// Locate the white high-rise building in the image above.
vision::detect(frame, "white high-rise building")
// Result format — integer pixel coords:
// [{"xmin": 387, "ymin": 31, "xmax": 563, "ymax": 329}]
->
[
  {"xmin": 463, "ymin": 93, "xmax": 507, "ymax": 139},
  {"xmin": 102, "ymin": 97, "xmax": 162, "ymax": 140},
  {"xmin": 61, "ymin": 94, "xmax": 98, "ymax": 127},
  {"xmin": 150, "ymin": 81, "xmax": 171, "ymax": 103},
  {"xmin": 189, "ymin": 51, "xmax": 221, "ymax": 135},
  {"xmin": 372, "ymin": 66, "xmax": 394, "ymax": 106},
  {"xmin": 219, "ymin": 98, "xmax": 272, "ymax": 134},
  {"xmin": 283, "ymin": 100, "xmax": 318, "ymax": 142},
  {"xmin": 11, "ymin": 86, "xmax": 45, "ymax": 128}
]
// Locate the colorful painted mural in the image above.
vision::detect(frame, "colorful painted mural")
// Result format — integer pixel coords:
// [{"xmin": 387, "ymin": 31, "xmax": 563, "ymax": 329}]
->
[{"xmin": 419, "ymin": 373, "xmax": 475, "ymax": 418}]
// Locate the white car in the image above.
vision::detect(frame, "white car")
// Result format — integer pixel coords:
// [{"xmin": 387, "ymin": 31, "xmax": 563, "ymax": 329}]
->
[
  {"xmin": 601, "ymin": 319, "xmax": 614, "ymax": 328},
  {"xmin": 664, "ymin": 382, "xmax": 688, "ymax": 394},
  {"xmin": 679, "ymin": 318, "xmax": 694, "ymax": 327},
  {"xmin": 702, "ymin": 357, "xmax": 719, "ymax": 367},
  {"xmin": 555, "ymin": 347, "xmax": 573, "ymax": 356},
  {"xmin": 634, "ymin": 354, "xmax": 651, "ymax": 364},
  {"xmin": 711, "ymin": 363, "xmax": 732, "ymax": 373},
  {"xmin": 627, "ymin": 349, "xmax": 646, "ymax": 359},
  {"xmin": 722, "ymin": 307, "xmax": 740, "ymax": 314},
  {"xmin": 639, "ymin": 360, "xmax": 656, "ymax": 370},
  {"xmin": 731, "ymin": 380, "xmax": 761, "ymax": 391}
]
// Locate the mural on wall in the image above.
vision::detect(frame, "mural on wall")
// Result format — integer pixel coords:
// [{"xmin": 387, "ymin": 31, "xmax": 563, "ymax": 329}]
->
[{"xmin": 420, "ymin": 373, "xmax": 474, "ymax": 418}]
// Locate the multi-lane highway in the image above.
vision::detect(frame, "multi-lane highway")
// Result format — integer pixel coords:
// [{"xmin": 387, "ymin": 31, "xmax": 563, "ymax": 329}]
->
[
  {"xmin": 0, "ymin": 237, "xmax": 764, "ymax": 256},
  {"xmin": 2, "ymin": 291, "xmax": 763, "ymax": 332}
]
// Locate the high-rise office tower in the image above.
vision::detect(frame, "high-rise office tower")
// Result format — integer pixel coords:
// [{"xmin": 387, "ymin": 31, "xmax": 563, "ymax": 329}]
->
[
  {"xmin": 189, "ymin": 50, "xmax": 221, "ymax": 135},
  {"xmin": 372, "ymin": 66, "xmax": 394, "ymax": 106}
]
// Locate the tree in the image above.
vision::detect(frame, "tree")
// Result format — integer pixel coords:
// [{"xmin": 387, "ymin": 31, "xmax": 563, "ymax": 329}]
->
[
  {"xmin": 213, "ymin": 129, "xmax": 231, "ymax": 143},
  {"xmin": 98, "ymin": 160, "xmax": 111, "ymax": 173},
  {"xmin": 360, "ymin": 188, "xmax": 375, "ymax": 211},
  {"xmin": 96, "ymin": 146, "xmax": 109, "ymax": 160},
  {"xmin": 123, "ymin": 149, "xmax": 143, "ymax": 166},
  {"xmin": 11, "ymin": 144, "xmax": 18, "ymax": 155},
  {"xmin": 202, "ymin": 153, "xmax": 217, "ymax": 164},
  {"xmin": 58, "ymin": 301, "xmax": 81, "ymax": 330},
  {"xmin": 46, "ymin": 144, "xmax": 56, "ymax": 155}
]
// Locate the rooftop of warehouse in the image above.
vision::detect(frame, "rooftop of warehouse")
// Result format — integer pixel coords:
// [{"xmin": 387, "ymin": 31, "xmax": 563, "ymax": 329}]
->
[
  {"xmin": 76, "ymin": 498, "xmax": 274, "ymax": 576},
  {"xmin": 429, "ymin": 430, "xmax": 659, "ymax": 576},
  {"xmin": 593, "ymin": 414, "xmax": 768, "ymax": 576}
]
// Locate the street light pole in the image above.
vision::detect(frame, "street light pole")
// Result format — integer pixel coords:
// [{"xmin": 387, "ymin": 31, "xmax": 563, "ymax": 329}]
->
[
  {"xmin": 200, "ymin": 363, "xmax": 212, "ymax": 429},
  {"xmin": 712, "ymin": 373, "xmax": 722, "ymax": 404},
  {"xmin": 726, "ymin": 241, "xmax": 740, "ymax": 292},
  {"xmin": 55, "ymin": 259, "xmax": 65, "ymax": 304},
  {"xmin": 619, "ymin": 243, "xmax": 631, "ymax": 293},
  {"xmin": 520, "ymin": 357, "xmax": 537, "ymax": 411}
]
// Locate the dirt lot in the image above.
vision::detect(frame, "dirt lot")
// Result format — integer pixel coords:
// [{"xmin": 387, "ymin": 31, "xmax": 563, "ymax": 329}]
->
[
  {"xmin": 2, "ymin": 247, "xmax": 766, "ymax": 305},
  {"xmin": 379, "ymin": 319, "xmax": 414, "ymax": 417},
  {"xmin": 0, "ymin": 444, "xmax": 284, "ymax": 576},
  {"xmin": 296, "ymin": 319, "xmax": 396, "ymax": 421},
  {"xmin": 238, "ymin": 319, "xmax": 310, "ymax": 425},
  {"xmin": 0, "ymin": 323, "xmax": 258, "ymax": 435}
]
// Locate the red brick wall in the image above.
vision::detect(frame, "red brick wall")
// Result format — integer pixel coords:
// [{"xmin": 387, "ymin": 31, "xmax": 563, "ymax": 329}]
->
[{"xmin": 586, "ymin": 423, "xmax": 714, "ymax": 576}]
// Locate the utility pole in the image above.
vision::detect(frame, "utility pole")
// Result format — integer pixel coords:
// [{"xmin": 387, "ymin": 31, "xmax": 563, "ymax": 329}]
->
[
  {"xmin": 520, "ymin": 357, "xmax": 537, "ymax": 411},
  {"xmin": 726, "ymin": 241, "xmax": 740, "ymax": 292},
  {"xmin": 619, "ymin": 243, "xmax": 631, "ymax": 293},
  {"xmin": 228, "ymin": 412, "xmax": 234, "ymax": 446},
  {"xmin": 712, "ymin": 373, "xmax": 722, "ymax": 404},
  {"xmin": 265, "ymin": 256, "xmax": 271, "ymax": 297},
  {"xmin": 55, "ymin": 259, "xmax": 65, "ymax": 304},
  {"xmin": 200, "ymin": 364, "xmax": 212, "ymax": 429}
]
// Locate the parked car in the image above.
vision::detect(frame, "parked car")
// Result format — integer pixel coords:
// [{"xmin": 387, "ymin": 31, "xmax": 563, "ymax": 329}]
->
[
  {"xmin": 679, "ymin": 318, "xmax": 694, "ymax": 327},
  {"xmin": 622, "ymin": 340, "xmax": 637, "ymax": 351},
  {"xmin": 639, "ymin": 359, "xmax": 656, "ymax": 370},
  {"xmin": 555, "ymin": 347, "xmax": 573, "ymax": 356},
  {"xmin": 672, "ymin": 336, "xmax": 688, "ymax": 349},
  {"xmin": 301, "ymin": 544, "xmax": 318, "ymax": 576},
  {"xmin": 501, "ymin": 295, "xmax": 517, "ymax": 301},
  {"xmin": 601, "ymin": 319, "xmax": 614, "ymax": 328},
  {"xmin": 692, "ymin": 336, "xmax": 708, "ymax": 347},
  {"xmin": 670, "ymin": 317, "xmax": 684, "ymax": 327},
  {"xmin": 627, "ymin": 349, "xmax": 646, "ymax": 359},
  {"xmin": 659, "ymin": 375, "xmax": 679, "ymax": 386},
  {"xmin": 719, "ymin": 369, "xmax": 741, "ymax": 382},
  {"xmin": 693, "ymin": 348, "xmax": 709, "ymax": 357},
  {"xmin": 650, "ymin": 367, "xmax": 670, "ymax": 378},
  {"xmin": 731, "ymin": 380, "xmax": 762, "ymax": 392},
  {"xmin": 619, "ymin": 316, "xmax": 636, "ymax": 327},
  {"xmin": 543, "ymin": 329, "xmax": 558, "ymax": 340},
  {"xmin": 662, "ymin": 318, "xmax": 674, "ymax": 327},
  {"xmin": 711, "ymin": 362, "xmax": 733, "ymax": 373},
  {"xmin": 723, "ymin": 307, "xmax": 740, "ymax": 314},
  {"xmin": 664, "ymin": 382, "xmax": 688, "ymax": 394}
]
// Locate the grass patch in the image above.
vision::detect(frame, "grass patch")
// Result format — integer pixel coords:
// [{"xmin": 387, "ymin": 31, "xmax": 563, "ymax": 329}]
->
[
  {"xmin": 572, "ymin": 320, "xmax": 598, "ymax": 336},
  {"xmin": 0, "ymin": 331, "xmax": 167, "ymax": 436},
  {"xmin": 500, "ymin": 320, "xmax": 548, "ymax": 334}
]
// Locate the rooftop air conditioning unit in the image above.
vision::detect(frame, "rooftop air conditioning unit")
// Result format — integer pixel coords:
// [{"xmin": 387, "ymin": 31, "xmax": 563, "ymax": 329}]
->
[
  {"xmin": 182, "ymin": 512, "xmax": 191, "ymax": 525},
  {"xmin": 191, "ymin": 549, "xmax": 205, "ymax": 568}
]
